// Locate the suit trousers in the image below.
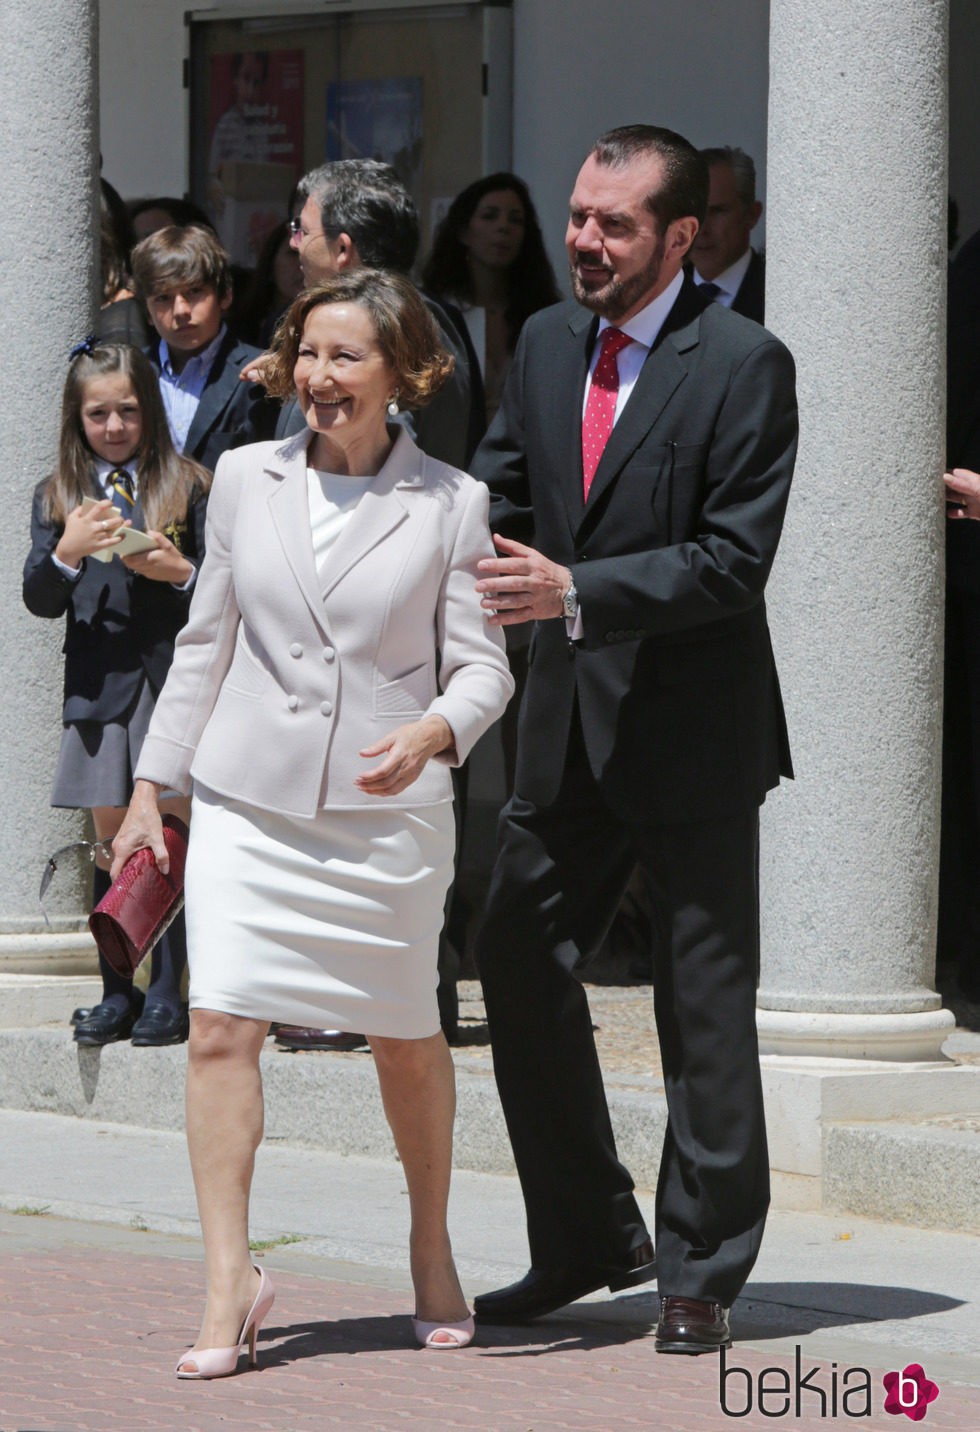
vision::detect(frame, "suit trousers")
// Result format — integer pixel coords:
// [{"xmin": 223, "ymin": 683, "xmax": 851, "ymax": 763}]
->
[{"xmin": 476, "ymin": 751, "xmax": 770, "ymax": 1306}]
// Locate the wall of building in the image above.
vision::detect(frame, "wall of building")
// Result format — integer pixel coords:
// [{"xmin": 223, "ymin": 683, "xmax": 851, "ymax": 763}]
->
[
  {"xmin": 100, "ymin": 0, "xmax": 187, "ymax": 199},
  {"xmin": 99, "ymin": 0, "xmax": 770, "ymax": 272},
  {"xmin": 512, "ymin": 0, "xmax": 770, "ymax": 284}
]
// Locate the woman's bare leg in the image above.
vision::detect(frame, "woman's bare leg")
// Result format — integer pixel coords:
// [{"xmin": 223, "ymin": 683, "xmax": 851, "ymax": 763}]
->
[
  {"xmin": 181, "ymin": 1009, "xmax": 270, "ymax": 1366},
  {"xmin": 369, "ymin": 1031, "xmax": 469, "ymax": 1333}
]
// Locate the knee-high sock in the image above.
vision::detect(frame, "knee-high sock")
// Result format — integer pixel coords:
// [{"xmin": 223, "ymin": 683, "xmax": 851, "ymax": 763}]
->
[
  {"xmin": 93, "ymin": 866, "xmax": 134, "ymax": 1013},
  {"xmin": 146, "ymin": 907, "xmax": 187, "ymax": 1011}
]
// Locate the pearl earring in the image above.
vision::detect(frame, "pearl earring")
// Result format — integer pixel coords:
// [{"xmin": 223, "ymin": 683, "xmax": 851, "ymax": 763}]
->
[{"xmin": 387, "ymin": 395, "xmax": 400, "ymax": 416}]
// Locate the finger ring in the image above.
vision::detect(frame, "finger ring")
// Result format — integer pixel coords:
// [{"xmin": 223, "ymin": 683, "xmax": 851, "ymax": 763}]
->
[{"xmin": 101, "ymin": 520, "xmax": 108, "ymax": 532}]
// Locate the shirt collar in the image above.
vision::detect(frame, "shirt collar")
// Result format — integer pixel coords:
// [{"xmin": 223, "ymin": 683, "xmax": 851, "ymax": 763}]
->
[
  {"xmin": 158, "ymin": 323, "xmax": 227, "ymax": 380},
  {"xmin": 596, "ymin": 269, "xmax": 685, "ymax": 351},
  {"xmin": 94, "ymin": 456, "xmax": 136, "ymax": 487},
  {"xmin": 693, "ymin": 246, "xmax": 753, "ymax": 299}
]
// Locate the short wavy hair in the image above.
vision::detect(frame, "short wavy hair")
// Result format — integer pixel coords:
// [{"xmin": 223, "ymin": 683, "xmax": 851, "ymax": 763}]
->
[
  {"xmin": 263, "ymin": 269, "xmax": 454, "ymax": 410},
  {"xmin": 131, "ymin": 224, "xmax": 231, "ymax": 300}
]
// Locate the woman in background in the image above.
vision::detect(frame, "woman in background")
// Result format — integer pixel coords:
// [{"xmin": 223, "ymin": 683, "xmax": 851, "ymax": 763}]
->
[{"xmin": 422, "ymin": 172, "xmax": 560, "ymax": 433}]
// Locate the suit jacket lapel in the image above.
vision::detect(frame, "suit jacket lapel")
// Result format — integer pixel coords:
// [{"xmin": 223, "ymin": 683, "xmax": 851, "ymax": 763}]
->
[
  {"xmin": 265, "ymin": 429, "xmax": 415, "ymax": 627},
  {"xmin": 579, "ymin": 278, "xmax": 708, "ymax": 521},
  {"xmin": 266, "ymin": 435, "xmax": 331, "ymax": 633},
  {"xmin": 318, "ymin": 430, "xmax": 415, "ymax": 600},
  {"xmin": 557, "ymin": 308, "xmax": 599, "ymax": 538},
  {"xmin": 184, "ymin": 332, "xmax": 238, "ymax": 457}
]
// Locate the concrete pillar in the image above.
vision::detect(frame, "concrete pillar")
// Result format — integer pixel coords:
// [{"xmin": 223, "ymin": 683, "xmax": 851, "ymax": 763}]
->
[
  {"xmin": 761, "ymin": 0, "xmax": 954, "ymax": 1060},
  {"xmin": 0, "ymin": 1, "xmax": 99, "ymax": 951}
]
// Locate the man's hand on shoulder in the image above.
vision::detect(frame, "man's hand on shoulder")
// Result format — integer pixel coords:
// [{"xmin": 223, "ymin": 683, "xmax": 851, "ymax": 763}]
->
[
  {"xmin": 239, "ymin": 350, "xmax": 272, "ymax": 384},
  {"xmin": 476, "ymin": 534, "xmax": 571, "ymax": 624}
]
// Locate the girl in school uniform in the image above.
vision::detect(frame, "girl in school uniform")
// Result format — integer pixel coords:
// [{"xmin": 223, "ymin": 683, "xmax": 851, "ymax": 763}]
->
[{"xmin": 24, "ymin": 340, "xmax": 210, "ymax": 1046}]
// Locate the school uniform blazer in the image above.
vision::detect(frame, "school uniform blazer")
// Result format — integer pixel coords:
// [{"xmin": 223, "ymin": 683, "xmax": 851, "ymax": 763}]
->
[
  {"xmin": 136, "ymin": 427, "xmax": 513, "ymax": 817},
  {"xmin": 146, "ymin": 330, "xmax": 279, "ymax": 473},
  {"xmin": 472, "ymin": 277, "xmax": 798, "ymax": 824},
  {"xmin": 22, "ymin": 480, "xmax": 208, "ymax": 724}
]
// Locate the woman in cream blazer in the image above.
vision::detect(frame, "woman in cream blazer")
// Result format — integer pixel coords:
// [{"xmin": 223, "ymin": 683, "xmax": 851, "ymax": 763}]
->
[{"xmin": 113, "ymin": 271, "xmax": 512, "ymax": 1374}]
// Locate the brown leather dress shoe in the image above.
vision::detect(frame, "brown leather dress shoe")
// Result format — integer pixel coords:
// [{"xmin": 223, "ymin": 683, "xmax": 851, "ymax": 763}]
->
[
  {"xmin": 473, "ymin": 1237, "xmax": 656, "ymax": 1323},
  {"xmin": 655, "ymin": 1295, "xmax": 731, "ymax": 1353},
  {"xmin": 273, "ymin": 1026, "xmax": 369, "ymax": 1052}
]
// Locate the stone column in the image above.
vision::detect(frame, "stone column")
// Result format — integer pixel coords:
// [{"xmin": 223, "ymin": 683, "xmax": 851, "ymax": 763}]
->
[
  {"xmin": 761, "ymin": 0, "xmax": 953, "ymax": 1060},
  {"xmin": 0, "ymin": 1, "xmax": 99, "ymax": 952}
]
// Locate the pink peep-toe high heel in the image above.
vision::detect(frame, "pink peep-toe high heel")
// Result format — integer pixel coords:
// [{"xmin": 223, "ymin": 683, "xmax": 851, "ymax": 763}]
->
[
  {"xmin": 412, "ymin": 1312, "xmax": 476, "ymax": 1349},
  {"xmin": 176, "ymin": 1266, "xmax": 276, "ymax": 1379}
]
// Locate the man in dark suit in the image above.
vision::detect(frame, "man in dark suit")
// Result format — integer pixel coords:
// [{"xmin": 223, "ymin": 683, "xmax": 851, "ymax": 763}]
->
[
  {"xmin": 689, "ymin": 146, "xmax": 765, "ymax": 323},
  {"xmin": 470, "ymin": 125, "xmax": 797, "ymax": 1354},
  {"xmin": 277, "ymin": 159, "xmax": 476, "ymax": 467},
  {"xmin": 939, "ymin": 230, "xmax": 980, "ymax": 1002},
  {"xmin": 131, "ymin": 224, "xmax": 277, "ymax": 472}
]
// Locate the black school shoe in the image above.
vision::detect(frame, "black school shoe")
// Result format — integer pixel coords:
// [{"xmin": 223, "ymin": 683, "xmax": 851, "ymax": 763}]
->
[
  {"xmin": 73, "ymin": 1000, "xmax": 142, "ymax": 1047},
  {"xmin": 130, "ymin": 1004, "xmax": 190, "ymax": 1046}
]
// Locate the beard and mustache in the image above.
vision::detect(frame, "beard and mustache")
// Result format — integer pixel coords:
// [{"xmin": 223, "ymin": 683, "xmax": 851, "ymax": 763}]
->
[{"xmin": 569, "ymin": 231, "xmax": 667, "ymax": 322}]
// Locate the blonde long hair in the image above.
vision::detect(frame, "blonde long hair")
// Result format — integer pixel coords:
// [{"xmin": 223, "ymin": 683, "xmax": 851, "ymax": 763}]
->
[{"xmin": 43, "ymin": 342, "xmax": 210, "ymax": 529}]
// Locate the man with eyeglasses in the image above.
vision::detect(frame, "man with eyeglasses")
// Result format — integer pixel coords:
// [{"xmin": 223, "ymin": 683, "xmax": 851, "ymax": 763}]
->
[{"xmin": 250, "ymin": 159, "xmax": 477, "ymax": 469}]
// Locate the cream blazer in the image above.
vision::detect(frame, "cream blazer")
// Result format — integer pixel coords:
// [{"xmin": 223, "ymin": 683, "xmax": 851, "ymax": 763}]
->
[{"xmin": 136, "ymin": 427, "xmax": 513, "ymax": 816}]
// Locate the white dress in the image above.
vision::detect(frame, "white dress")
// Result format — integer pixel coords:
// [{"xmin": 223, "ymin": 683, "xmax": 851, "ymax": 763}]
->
[{"xmin": 183, "ymin": 465, "xmax": 456, "ymax": 1039}]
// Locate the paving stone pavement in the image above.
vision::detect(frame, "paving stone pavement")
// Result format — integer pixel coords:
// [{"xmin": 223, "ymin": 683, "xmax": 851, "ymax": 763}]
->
[{"xmin": 0, "ymin": 1213, "xmax": 976, "ymax": 1432}]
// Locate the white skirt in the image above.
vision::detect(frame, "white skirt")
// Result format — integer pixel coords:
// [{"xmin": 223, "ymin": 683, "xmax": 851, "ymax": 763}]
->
[{"xmin": 184, "ymin": 784, "xmax": 456, "ymax": 1039}]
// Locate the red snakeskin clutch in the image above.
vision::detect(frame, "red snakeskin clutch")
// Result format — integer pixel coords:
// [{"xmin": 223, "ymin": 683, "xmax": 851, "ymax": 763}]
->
[{"xmin": 88, "ymin": 815, "xmax": 189, "ymax": 978}]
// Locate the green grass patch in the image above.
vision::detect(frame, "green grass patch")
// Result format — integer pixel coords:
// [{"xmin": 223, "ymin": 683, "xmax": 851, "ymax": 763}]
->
[{"xmin": 248, "ymin": 1233, "xmax": 305, "ymax": 1253}]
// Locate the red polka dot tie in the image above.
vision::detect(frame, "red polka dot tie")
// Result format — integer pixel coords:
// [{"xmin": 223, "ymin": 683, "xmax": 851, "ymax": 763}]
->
[{"xmin": 582, "ymin": 327, "xmax": 634, "ymax": 499}]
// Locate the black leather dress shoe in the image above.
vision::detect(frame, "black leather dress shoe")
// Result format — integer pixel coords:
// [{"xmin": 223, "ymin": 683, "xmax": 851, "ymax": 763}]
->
[
  {"xmin": 73, "ymin": 1001, "xmax": 141, "ymax": 1047},
  {"xmin": 274, "ymin": 1027, "xmax": 369, "ymax": 1052},
  {"xmin": 655, "ymin": 1295, "xmax": 731, "ymax": 1354},
  {"xmin": 473, "ymin": 1238, "xmax": 656, "ymax": 1323},
  {"xmin": 69, "ymin": 1007, "xmax": 93, "ymax": 1027},
  {"xmin": 130, "ymin": 1005, "xmax": 190, "ymax": 1046}
]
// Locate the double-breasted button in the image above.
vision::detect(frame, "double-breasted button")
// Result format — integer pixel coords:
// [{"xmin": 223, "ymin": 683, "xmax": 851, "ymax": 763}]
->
[
  {"xmin": 287, "ymin": 695, "xmax": 299, "ymax": 711},
  {"xmin": 320, "ymin": 700, "xmax": 333, "ymax": 717},
  {"xmin": 289, "ymin": 643, "xmax": 303, "ymax": 658},
  {"xmin": 322, "ymin": 647, "xmax": 336, "ymax": 663}
]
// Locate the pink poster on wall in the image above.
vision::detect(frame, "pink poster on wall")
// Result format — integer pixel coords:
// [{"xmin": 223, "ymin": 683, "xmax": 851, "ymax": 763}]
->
[{"xmin": 207, "ymin": 50, "xmax": 304, "ymax": 264}]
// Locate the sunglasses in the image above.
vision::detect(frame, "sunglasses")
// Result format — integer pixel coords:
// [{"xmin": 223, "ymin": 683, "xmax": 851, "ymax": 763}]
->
[{"xmin": 38, "ymin": 840, "xmax": 112, "ymax": 926}]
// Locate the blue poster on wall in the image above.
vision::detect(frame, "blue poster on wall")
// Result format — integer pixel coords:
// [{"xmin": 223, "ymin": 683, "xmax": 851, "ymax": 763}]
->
[{"xmin": 326, "ymin": 76, "xmax": 423, "ymax": 193}]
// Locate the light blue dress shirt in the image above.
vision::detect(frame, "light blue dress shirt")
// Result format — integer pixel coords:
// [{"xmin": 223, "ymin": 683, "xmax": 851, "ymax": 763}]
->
[{"xmin": 157, "ymin": 325, "xmax": 226, "ymax": 453}]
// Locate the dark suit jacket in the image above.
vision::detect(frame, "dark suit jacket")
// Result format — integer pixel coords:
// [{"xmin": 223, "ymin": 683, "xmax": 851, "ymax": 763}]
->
[
  {"xmin": 687, "ymin": 250, "xmax": 765, "ymax": 324},
  {"xmin": 147, "ymin": 329, "xmax": 278, "ymax": 474},
  {"xmin": 274, "ymin": 295, "xmax": 474, "ymax": 469},
  {"xmin": 730, "ymin": 249, "xmax": 765, "ymax": 324},
  {"xmin": 946, "ymin": 236, "xmax": 980, "ymax": 594},
  {"xmin": 471, "ymin": 276, "xmax": 798, "ymax": 824},
  {"xmin": 23, "ymin": 478, "xmax": 208, "ymax": 724}
]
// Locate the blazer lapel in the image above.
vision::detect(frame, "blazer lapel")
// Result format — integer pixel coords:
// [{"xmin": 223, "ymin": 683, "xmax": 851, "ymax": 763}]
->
[
  {"xmin": 557, "ymin": 308, "xmax": 599, "ymax": 538},
  {"xmin": 184, "ymin": 334, "xmax": 238, "ymax": 457},
  {"xmin": 266, "ymin": 435, "xmax": 331, "ymax": 633},
  {"xmin": 579, "ymin": 278, "xmax": 708, "ymax": 520},
  {"xmin": 318, "ymin": 430, "xmax": 415, "ymax": 600}
]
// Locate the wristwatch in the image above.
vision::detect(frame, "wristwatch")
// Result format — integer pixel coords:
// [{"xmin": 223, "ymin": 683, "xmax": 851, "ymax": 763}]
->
[{"xmin": 562, "ymin": 575, "xmax": 579, "ymax": 620}]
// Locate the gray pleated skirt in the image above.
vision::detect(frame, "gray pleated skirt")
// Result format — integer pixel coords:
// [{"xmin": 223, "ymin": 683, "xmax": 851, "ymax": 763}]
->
[
  {"xmin": 51, "ymin": 678, "xmax": 161, "ymax": 809},
  {"xmin": 184, "ymin": 783, "xmax": 456, "ymax": 1040}
]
